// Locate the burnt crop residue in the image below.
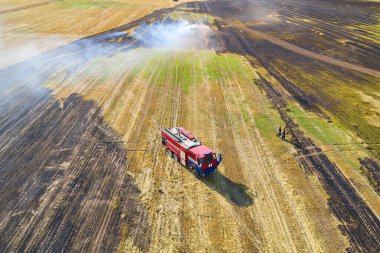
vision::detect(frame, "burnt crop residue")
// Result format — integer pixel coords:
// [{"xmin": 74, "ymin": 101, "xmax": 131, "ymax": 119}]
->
[
  {"xmin": 360, "ymin": 157, "xmax": 380, "ymax": 195},
  {"xmin": 0, "ymin": 94, "xmax": 150, "ymax": 252}
]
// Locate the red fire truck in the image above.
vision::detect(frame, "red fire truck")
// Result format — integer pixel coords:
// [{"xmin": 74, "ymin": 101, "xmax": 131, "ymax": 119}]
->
[{"xmin": 161, "ymin": 127, "xmax": 222, "ymax": 177}]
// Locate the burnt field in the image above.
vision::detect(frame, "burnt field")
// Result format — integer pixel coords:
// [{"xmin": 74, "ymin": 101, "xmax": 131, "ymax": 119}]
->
[
  {"xmin": 0, "ymin": 86, "xmax": 150, "ymax": 251},
  {"xmin": 0, "ymin": 0, "xmax": 380, "ymax": 252}
]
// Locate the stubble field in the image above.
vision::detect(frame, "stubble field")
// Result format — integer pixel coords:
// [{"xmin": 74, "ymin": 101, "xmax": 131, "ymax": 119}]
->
[{"xmin": 0, "ymin": 0, "xmax": 379, "ymax": 252}]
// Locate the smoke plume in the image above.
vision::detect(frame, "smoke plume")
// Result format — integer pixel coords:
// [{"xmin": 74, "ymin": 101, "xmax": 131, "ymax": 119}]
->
[{"xmin": 132, "ymin": 20, "xmax": 214, "ymax": 49}]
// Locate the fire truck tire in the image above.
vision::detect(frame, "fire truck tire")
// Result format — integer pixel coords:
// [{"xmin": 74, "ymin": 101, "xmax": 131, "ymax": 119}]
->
[
  {"xmin": 173, "ymin": 154, "xmax": 179, "ymax": 163},
  {"xmin": 166, "ymin": 149, "xmax": 172, "ymax": 157},
  {"xmin": 192, "ymin": 168, "xmax": 199, "ymax": 178}
]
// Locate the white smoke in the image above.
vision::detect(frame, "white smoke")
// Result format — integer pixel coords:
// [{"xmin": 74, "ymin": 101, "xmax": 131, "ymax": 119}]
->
[
  {"xmin": 0, "ymin": 18, "xmax": 217, "ymax": 99},
  {"xmin": 0, "ymin": 13, "xmax": 75, "ymax": 70},
  {"xmin": 216, "ymin": 1, "xmax": 279, "ymax": 24},
  {"xmin": 132, "ymin": 20, "xmax": 214, "ymax": 49},
  {"xmin": 0, "ymin": 33, "xmax": 117, "ymax": 97}
]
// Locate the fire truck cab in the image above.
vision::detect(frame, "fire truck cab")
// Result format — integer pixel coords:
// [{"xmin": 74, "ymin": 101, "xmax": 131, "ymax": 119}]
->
[{"xmin": 161, "ymin": 127, "xmax": 222, "ymax": 177}]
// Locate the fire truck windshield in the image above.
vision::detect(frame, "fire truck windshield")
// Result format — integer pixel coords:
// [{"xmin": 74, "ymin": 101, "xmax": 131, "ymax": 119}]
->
[{"xmin": 201, "ymin": 154, "xmax": 216, "ymax": 164}]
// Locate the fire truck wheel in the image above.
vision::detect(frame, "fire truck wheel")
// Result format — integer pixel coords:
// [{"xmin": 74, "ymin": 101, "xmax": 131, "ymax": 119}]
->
[
  {"xmin": 192, "ymin": 168, "xmax": 199, "ymax": 178},
  {"xmin": 173, "ymin": 155, "xmax": 179, "ymax": 163},
  {"xmin": 166, "ymin": 149, "xmax": 172, "ymax": 157}
]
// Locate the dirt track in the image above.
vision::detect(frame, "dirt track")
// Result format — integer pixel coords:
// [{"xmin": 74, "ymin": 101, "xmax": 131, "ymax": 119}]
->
[
  {"xmin": 0, "ymin": 0, "xmax": 379, "ymax": 252},
  {"xmin": 238, "ymin": 27, "xmax": 380, "ymax": 77}
]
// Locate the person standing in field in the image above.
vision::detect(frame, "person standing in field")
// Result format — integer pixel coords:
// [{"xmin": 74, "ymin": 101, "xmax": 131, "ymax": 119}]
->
[
  {"xmin": 281, "ymin": 128, "xmax": 286, "ymax": 140},
  {"xmin": 277, "ymin": 126, "xmax": 282, "ymax": 137}
]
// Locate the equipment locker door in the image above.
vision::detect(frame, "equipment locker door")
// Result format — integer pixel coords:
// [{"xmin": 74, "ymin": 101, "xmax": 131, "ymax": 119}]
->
[{"xmin": 180, "ymin": 150, "xmax": 186, "ymax": 166}]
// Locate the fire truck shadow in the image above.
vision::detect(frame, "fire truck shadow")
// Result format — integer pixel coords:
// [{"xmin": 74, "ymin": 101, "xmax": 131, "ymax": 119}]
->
[{"xmin": 193, "ymin": 170, "xmax": 254, "ymax": 207}]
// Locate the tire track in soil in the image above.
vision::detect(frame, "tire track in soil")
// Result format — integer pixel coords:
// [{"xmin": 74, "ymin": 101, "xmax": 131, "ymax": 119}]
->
[
  {"xmin": 217, "ymin": 57, "xmax": 301, "ymax": 252},
  {"xmin": 179, "ymin": 54, "xmax": 244, "ymax": 252},
  {"xmin": 205, "ymin": 58, "xmax": 259, "ymax": 252},
  {"xmin": 184, "ymin": 66, "xmax": 214, "ymax": 252},
  {"xmin": 147, "ymin": 53, "xmax": 185, "ymax": 252},
  {"xmin": 225, "ymin": 55, "xmax": 327, "ymax": 252},
  {"xmin": 202, "ymin": 73, "xmax": 226, "ymax": 250}
]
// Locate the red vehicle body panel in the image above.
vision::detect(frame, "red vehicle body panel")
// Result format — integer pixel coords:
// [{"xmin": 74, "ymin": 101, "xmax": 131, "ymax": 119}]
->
[
  {"xmin": 189, "ymin": 145, "xmax": 212, "ymax": 158},
  {"xmin": 178, "ymin": 127, "xmax": 195, "ymax": 140},
  {"xmin": 161, "ymin": 127, "xmax": 222, "ymax": 176}
]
